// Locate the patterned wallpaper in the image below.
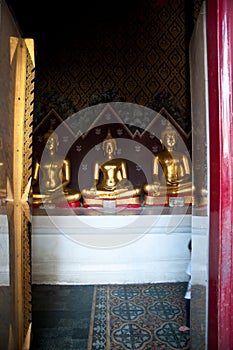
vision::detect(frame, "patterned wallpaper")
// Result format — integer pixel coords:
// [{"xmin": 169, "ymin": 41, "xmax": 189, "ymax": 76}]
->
[{"xmin": 33, "ymin": 0, "xmax": 203, "ymax": 135}]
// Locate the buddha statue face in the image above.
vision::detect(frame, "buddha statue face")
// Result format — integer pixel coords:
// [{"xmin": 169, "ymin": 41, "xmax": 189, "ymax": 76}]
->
[
  {"xmin": 102, "ymin": 129, "xmax": 117, "ymax": 157},
  {"xmin": 161, "ymin": 124, "xmax": 177, "ymax": 149},
  {"xmin": 104, "ymin": 139, "xmax": 115, "ymax": 156},
  {"xmin": 44, "ymin": 131, "xmax": 59, "ymax": 152},
  {"xmin": 164, "ymin": 132, "xmax": 176, "ymax": 148}
]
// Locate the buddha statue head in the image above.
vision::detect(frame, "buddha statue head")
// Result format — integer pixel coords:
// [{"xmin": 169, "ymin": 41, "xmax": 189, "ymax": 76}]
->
[
  {"xmin": 44, "ymin": 128, "xmax": 59, "ymax": 152},
  {"xmin": 102, "ymin": 129, "xmax": 117, "ymax": 158},
  {"xmin": 160, "ymin": 123, "xmax": 177, "ymax": 150}
]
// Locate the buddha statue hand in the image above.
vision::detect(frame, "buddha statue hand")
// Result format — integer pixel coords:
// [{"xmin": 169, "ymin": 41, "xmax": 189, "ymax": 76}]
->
[
  {"xmin": 143, "ymin": 180, "xmax": 160, "ymax": 196},
  {"xmin": 116, "ymin": 179, "xmax": 131, "ymax": 190},
  {"xmin": 152, "ymin": 181, "xmax": 160, "ymax": 193},
  {"xmin": 89, "ymin": 186, "xmax": 97, "ymax": 194}
]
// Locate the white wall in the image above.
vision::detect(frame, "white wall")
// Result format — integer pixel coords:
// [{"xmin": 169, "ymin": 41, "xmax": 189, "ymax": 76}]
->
[
  {"xmin": 0, "ymin": 215, "xmax": 9, "ymax": 285},
  {"xmin": 32, "ymin": 211, "xmax": 191, "ymax": 284}
]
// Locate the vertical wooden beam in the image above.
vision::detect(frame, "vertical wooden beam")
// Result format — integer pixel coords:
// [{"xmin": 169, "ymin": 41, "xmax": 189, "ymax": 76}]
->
[
  {"xmin": 9, "ymin": 36, "xmax": 34, "ymax": 350},
  {"xmin": 13, "ymin": 36, "xmax": 27, "ymax": 350}
]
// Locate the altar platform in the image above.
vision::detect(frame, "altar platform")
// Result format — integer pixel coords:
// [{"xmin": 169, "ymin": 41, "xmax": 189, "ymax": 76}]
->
[{"xmin": 31, "ymin": 206, "xmax": 192, "ymax": 285}]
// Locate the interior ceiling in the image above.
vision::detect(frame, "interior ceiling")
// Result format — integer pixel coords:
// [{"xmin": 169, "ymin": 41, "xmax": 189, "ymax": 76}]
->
[{"xmin": 6, "ymin": 0, "xmax": 148, "ymax": 44}]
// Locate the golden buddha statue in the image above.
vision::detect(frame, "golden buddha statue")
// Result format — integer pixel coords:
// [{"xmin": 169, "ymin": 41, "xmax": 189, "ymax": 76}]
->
[
  {"xmin": 81, "ymin": 129, "xmax": 141, "ymax": 207},
  {"xmin": 32, "ymin": 129, "xmax": 81, "ymax": 207},
  {"xmin": 144, "ymin": 123, "xmax": 192, "ymax": 206}
]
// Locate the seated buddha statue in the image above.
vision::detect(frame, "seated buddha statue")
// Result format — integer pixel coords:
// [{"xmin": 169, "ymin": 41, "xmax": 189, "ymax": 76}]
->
[
  {"xmin": 144, "ymin": 123, "xmax": 192, "ymax": 206},
  {"xmin": 81, "ymin": 129, "xmax": 141, "ymax": 207},
  {"xmin": 32, "ymin": 129, "xmax": 81, "ymax": 207}
]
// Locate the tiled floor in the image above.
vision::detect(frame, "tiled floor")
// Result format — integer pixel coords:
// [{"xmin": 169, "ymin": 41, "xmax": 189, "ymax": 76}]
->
[
  {"xmin": 30, "ymin": 283, "xmax": 190, "ymax": 350},
  {"xmin": 0, "ymin": 286, "xmax": 11, "ymax": 350},
  {"xmin": 30, "ymin": 285, "xmax": 94, "ymax": 350}
]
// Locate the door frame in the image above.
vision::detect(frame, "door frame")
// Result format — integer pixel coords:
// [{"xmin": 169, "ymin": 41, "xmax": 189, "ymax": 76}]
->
[{"xmin": 207, "ymin": 0, "xmax": 233, "ymax": 348}]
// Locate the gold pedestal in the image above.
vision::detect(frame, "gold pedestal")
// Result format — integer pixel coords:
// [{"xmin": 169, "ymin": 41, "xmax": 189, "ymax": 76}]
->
[
  {"xmin": 144, "ymin": 193, "xmax": 192, "ymax": 207},
  {"xmin": 83, "ymin": 195, "xmax": 141, "ymax": 208},
  {"xmin": 33, "ymin": 201, "xmax": 81, "ymax": 209}
]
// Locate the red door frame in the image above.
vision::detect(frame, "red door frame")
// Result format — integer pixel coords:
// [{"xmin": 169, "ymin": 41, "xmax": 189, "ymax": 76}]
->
[{"xmin": 207, "ymin": 0, "xmax": 233, "ymax": 348}]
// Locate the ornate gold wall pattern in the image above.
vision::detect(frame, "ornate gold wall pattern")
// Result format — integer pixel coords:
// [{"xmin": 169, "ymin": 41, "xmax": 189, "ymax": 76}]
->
[{"xmin": 34, "ymin": 0, "xmax": 204, "ymax": 133}]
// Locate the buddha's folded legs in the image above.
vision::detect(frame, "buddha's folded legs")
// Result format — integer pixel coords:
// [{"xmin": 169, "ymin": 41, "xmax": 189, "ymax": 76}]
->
[
  {"xmin": 82, "ymin": 187, "xmax": 141, "ymax": 199},
  {"xmin": 32, "ymin": 189, "xmax": 81, "ymax": 204},
  {"xmin": 144, "ymin": 182, "xmax": 193, "ymax": 196}
]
